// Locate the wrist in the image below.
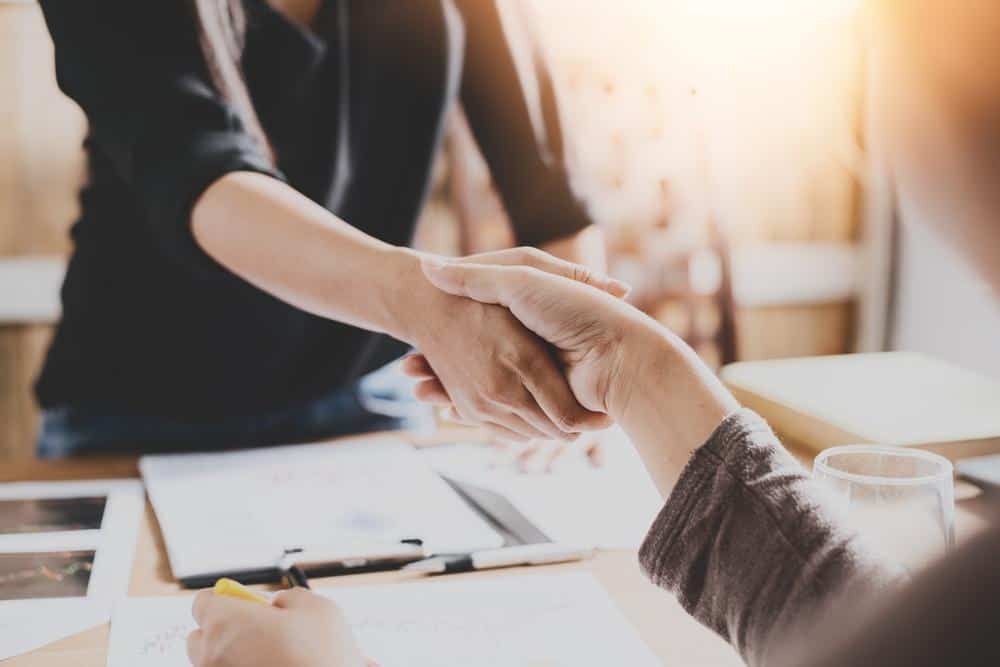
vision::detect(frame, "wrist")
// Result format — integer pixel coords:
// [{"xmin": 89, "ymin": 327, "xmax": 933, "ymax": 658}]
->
[
  {"xmin": 607, "ymin": 316, "xmax": 741, "ymax": 494},
  {"xmin": 378, "ymin": 246, "xmax": 446, "ymax": 346},
  {"xmin": 605, "ymin": 317, "xmax": 680, "ymax": 423}
]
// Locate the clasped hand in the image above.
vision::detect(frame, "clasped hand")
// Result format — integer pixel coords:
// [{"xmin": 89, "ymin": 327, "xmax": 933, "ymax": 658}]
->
[{"xmin": 396, "ymin": 247, "xmax": 632, "ymax": 445}]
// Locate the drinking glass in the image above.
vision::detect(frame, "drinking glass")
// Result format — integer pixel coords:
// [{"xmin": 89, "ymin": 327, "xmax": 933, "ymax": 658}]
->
[{"xmin": 813, "ymin": 445, "xmax": 954, "ymax": 571}]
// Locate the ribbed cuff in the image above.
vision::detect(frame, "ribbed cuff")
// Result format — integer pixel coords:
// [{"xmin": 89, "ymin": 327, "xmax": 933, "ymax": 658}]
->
[{"xmin": 638, "ymin": 408, "xmax": 779, "ymax": 588}]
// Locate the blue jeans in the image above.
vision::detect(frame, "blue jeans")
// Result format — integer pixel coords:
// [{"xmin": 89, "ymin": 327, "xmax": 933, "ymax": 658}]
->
[{"xmin": 37, "ymin": 365, "xmax": 434, "ymax": 459}]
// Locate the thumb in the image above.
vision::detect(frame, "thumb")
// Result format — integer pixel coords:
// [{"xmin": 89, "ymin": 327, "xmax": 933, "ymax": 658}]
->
[
  {"xmin": 453, "ymin": 248, "xmax": 630, "ymax": 298},
  {"xmin": 272, "ymin": 588, "xmax": 330, "ymax": 612},
  {"xmin": 421, "ymin": 257, "xmax": 522, "ymax": 307}
]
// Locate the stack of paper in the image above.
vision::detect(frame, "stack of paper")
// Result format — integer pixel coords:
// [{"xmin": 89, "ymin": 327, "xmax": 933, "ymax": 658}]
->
[
  {"xmin": 108, "ymin": 573, "xmax": 659, "ymax": 666},
  {"xmin": 141, "ymin": 438, "xmax": 503, "ymax": 581},
  {"xmin": 0, "ymin": 480, "xmax": 143, "ymax": 660}
]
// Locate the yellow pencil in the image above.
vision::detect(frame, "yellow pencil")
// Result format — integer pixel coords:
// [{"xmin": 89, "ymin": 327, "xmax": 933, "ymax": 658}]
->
[{"xmin": 213, "ymin": 578, "xmax": 269, "ymax": 605}]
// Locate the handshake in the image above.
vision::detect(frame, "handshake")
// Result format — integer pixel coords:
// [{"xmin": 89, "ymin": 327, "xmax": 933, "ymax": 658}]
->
[
  {"xmin": 187, "ymin": 249, "xmax": 741, "ymax": 667},
  {"xmin": 399, "ymin": 247, "xmax": 737, "ymax": 465}
]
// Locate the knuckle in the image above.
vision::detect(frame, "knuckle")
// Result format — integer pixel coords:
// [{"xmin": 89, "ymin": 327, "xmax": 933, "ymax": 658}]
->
[
  {"xmin": 515, "ymin": 246, "xmax": 544, "ymax": 264},
  {"xmin": 506, "ymin": 348, "xmax": 545, "ymax": 384},
  {"xmin": 497, "ymin": 344, "xmax": 528, "ymax": 372},
  {"xmin": 481, "ymin": 378, "xmax": 513, "ymax": 405},
  {"xmin": 468, "ymin": 396, "xmax": 493, "ymax": 416},
  {"xmin": 556, "ymin": 410, "xmax": 583, "ymax": 432},
  {"xmin": 572, "ymin": 264, "xmax": 596, "ymax": 286}
]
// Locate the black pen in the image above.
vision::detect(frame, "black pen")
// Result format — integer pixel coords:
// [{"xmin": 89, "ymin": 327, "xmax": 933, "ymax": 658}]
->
[
  {"xmin": 282, "ymin": 562, "xmax": 311, "ymax": 590},
  {"xmin": 402, "ymin": 543, "xmax": 594, "ymax": 575}
]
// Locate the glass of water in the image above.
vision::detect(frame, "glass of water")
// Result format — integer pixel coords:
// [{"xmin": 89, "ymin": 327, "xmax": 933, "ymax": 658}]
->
[{"xmin": 813, "ymin": 445, "xmax": 955, "ymax": 571}]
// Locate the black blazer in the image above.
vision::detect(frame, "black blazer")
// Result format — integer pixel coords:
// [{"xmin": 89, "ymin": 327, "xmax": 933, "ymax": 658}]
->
[{"xmin": 35, "ymin": 0, "xmax": 592, "ymax": 419}]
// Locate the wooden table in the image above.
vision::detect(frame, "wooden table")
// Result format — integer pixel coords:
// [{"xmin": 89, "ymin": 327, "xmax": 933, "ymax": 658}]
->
[
  {"xmin": 1, "ymin": 444, "xmax": 746, "ymax": 666},
  {"xmin": 3, "ymin": 439, "xmax": 993, "ymax": 667}
]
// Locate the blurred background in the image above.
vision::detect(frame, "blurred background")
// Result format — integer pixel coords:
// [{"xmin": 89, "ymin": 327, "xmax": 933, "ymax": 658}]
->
[{"xmin": 2, "ymin": 0, "xmax": 998, "ymax": 460}]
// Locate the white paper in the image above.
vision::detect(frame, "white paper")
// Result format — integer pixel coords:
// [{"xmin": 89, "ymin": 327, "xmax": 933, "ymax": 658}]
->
[
  {"xmin": 0, "ymin": 599, "xmax": 109, "ymax": 660},
  {"xmin": 0, "ymin": 480, "xmax": 144, "ymax": 661},
  {"xmin": 423, "ymin": 430, "xmax": 663, "ymax": 549},
  {"xmin": 140, "ymin": 438, "xmax": 502, "ymax": 580},
  {"xmin": 108, "ymin": 573, "xmax": 659, "ymax": 666}
]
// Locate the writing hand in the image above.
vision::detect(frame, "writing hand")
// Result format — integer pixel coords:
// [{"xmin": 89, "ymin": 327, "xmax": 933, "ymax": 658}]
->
[{"xmin": 188, "ymin": 588, "xmax": 366, "ymax": 667}]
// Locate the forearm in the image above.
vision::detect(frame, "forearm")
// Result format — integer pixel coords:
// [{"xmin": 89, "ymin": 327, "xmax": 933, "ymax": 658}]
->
[
  {"xmin": 191, "ymin": 171, "xmax": 423, "ymax": 342},
  {"xmin": 608, "ymin": 321, "xmax": 738, "ymax": 496}
]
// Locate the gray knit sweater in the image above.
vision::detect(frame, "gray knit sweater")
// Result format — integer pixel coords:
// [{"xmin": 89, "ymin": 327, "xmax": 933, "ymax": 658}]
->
[{"xmin": 638, "ymin": 409, "xmax": 900, "ymax": 665}]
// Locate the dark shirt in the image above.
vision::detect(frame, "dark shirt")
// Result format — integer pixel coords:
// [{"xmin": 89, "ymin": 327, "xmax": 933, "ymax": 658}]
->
[{"xmin": 35, "ymin": 0, "xmax": 592, "ymax": 419}]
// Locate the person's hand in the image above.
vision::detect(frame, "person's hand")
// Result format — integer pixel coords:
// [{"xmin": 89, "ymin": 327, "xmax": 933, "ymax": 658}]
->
[
  {"xmin": 409, "ymin": 258, "xmax": 644, "ymax": 420},
  {"xmin": 187, "ymin": 588, "xmax": 368, "ymax": 667},
  {"xmin": 414, "ymin": 258, "xmax": 740, "ymax": 495},
  {"xmin": 392, "ymin": 247, "xmax": 629, "ymax": 444}
]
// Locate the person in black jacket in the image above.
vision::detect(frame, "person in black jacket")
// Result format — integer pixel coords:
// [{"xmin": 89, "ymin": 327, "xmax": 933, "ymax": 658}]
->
[{"xmin": 35, "ymin": 0, "xmax": 624, "ymax": 456}]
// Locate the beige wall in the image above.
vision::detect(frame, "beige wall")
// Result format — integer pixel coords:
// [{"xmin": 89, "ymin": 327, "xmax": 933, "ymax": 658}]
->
[{"xmin": 1, "ymin": 2, "xmax": 85, "ymax": 458}]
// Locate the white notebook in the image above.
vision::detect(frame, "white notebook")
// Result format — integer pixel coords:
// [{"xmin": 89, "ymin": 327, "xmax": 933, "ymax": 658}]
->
[
  {"xmin": 140, "ymin": 438, "xmax": 502, "ymax": 582},
  {"xmin": 107, "ymin": 573, "xmax": 659, "ymax": 666}
]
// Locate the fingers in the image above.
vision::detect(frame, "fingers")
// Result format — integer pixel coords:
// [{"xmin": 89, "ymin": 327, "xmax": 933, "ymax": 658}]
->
[
  {"xmin": 515, "ymin": 441, "xmax": 567, "ymax": 474},
  {"xmin": 505, "ymin": 388, "xmax": 580, "ymax": 442},
  {"xmin": 410, "ymin": 364, "xmax": 578, "ymax": 441},
  {"xmin": 422, "ymin": 258, "xmax": 520, "ymax": 305},
  {"xmin": 191, "ymin": 590, "xmax": 216, "ymax": 627},
  {"xmin": 400, "ymin": 354, "xmax": 435, "ymax": 379},
  {"xmin": 186, "ymin": 629, "xmax": 205, "ymax": 666},
  {"xmin": 517, "ymin": 350, "xmax": 613, "ymax": 433},
  {"xmin": 413, "ymin": 378, "xmax": 451, "ymax": 405},
  {"xmin": 493, "ymin": 410, "xmax": 557, "ymax": 442},
  {"xmin": 454, "ymin": 247, "xmax": 630, "ymax": 298},
  {"xmin": 442, "ymin": 407, "xmax": 533, "ymax": 444},
  {"xmin": 585, "ymin": 437, "xmax": 605, "ymax": 467},
  {"xmin": 272, "ymin": 588, "xmax": 330, "ymax": 611},
  {"xmin": 192, "ymin": 589, "xmax": 266, "ymax": 632},
  {"xmin": 403, "ymin": 356, "xmax": 451, "ymax": 405}
]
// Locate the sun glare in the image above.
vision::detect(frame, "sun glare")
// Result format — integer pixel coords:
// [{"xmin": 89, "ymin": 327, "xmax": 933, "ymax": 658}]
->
[{"xmin": 528, "ymin": 0, "xmax": 866, "ymax": 237}]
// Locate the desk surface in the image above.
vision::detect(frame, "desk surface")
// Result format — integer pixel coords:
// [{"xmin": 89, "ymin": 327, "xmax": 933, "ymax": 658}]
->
[{"xmin": 2, "ymin": 438, "xmax": 992, "ymax": 667}]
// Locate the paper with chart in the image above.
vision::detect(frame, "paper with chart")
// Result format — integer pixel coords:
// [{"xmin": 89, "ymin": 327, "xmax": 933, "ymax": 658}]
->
[
  {"xmin": 423, "ymin": 430, "xmax": 663, "ymax": 549},
  {"xmin": 0, "ymin": 479, "xmax": 143, "ymax": 660},
  {"xmin": 140, "ymin": 438, "xmax": 502, "ymax": 580},
  {"xmin": 107, "ymin": 573, "xmax": 659, "ymax": 666}
]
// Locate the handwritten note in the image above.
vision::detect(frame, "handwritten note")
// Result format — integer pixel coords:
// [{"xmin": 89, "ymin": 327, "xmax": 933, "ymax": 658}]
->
[
  {"xmin": 108, "ymin": 574, "xmax": 659, "ymax": 666},
  {"xmin": 140, "ymin": 438, "xmax": 503, "ymax": 580},
  {"xmin": 107, "ymin": 597, "xmax": 195, "ymax": 667}
]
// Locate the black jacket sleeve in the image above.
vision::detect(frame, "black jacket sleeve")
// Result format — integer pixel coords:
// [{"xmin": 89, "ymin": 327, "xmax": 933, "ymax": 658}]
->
[
  {"xmin": 454, "ymin": 0, "xmax": 593, "ymax": 248},
  {"xmin": 38, "ymin": 0, "xmax": 285, "ymax": 274}
]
